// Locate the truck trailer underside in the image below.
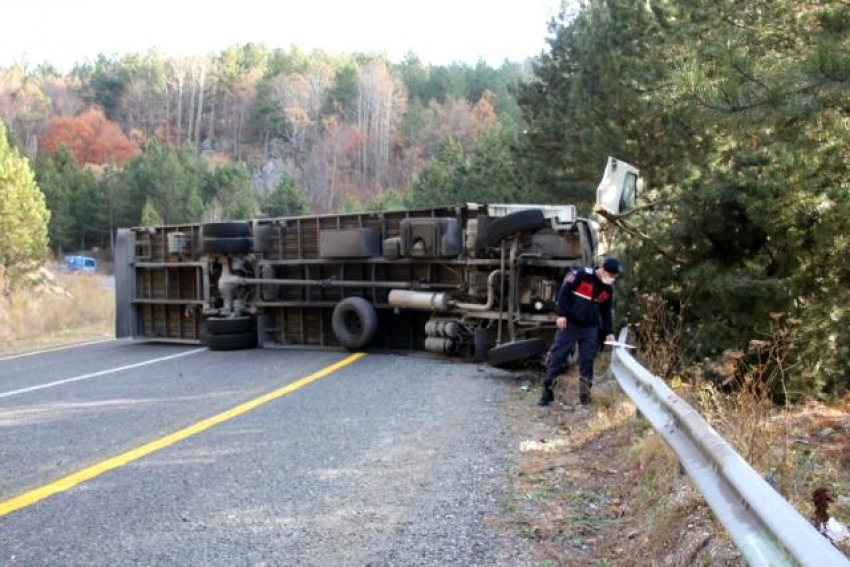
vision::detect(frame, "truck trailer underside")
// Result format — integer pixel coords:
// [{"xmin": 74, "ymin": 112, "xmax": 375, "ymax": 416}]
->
[{"xmin": 115, "ymin": 158, "xmax": 639, "ymax": 367}]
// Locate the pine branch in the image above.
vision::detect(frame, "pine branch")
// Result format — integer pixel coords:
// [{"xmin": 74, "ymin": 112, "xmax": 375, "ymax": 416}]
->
[{"xmin": 594, "ymin": 204, "xmax": 688, "ymax": 265}]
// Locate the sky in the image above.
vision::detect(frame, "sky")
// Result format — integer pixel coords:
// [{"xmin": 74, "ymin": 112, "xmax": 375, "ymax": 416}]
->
[{"xmin": 2, "ymin": 0, "xmax": 564, "ymax": 70}]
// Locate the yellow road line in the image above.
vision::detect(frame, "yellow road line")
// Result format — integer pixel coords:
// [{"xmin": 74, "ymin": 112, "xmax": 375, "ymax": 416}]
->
[{"xmin": 0, "ymin": 352, "xmax": 366, "ymax": 517}]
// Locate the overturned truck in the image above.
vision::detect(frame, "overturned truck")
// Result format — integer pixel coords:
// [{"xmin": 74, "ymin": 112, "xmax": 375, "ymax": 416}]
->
[{"xmin": 115, "ymin": 157, "xmax": 639, "ymax": 366}]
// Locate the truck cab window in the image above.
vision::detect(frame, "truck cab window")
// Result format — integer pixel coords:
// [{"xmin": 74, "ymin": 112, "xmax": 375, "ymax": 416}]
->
[{"xmin": 619, "ymin": 172, "xmax": 638, "ymax": 213}]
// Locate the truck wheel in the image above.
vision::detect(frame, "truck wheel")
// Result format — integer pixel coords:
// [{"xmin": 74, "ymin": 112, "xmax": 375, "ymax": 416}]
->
[
  {"xmin": 205, "ymin": 316, "xmax": 255, "ymax": 335},
  {"xmin": 487, "ymin": 338, "xmax": 547, "ymax": 367},
  {"xmin": 205, "ymin": 331, "xmax": 257, "ymax": 351},
  {"xmin": 203, "ymin": 237, "xmax": 252, "ymax": 255},
  {"xmin": 332, "ymin": 297, "xmax": 378, "ymax": 349},
  {"xmin": 202, "ymin": 222, "xmax": 250, "ymax": 238},
  {"xmin": 486, "ymin": 209, "xmax": 547, "ymax": 247}
]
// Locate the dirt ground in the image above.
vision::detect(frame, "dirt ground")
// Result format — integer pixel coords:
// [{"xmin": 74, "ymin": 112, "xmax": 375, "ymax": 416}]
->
[{"xmin": 493, "ymin": 358, "xmax": 850, "ymax": 566}]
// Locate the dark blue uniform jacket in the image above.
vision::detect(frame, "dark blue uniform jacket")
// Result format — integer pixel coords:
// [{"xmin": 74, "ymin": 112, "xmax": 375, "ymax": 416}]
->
[{"xmin": 556, "ymin": 267, "xmax": 614, "ymax": 336}]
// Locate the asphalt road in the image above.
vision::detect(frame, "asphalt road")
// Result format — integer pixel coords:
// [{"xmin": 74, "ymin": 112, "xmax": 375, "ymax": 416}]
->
[{"xmin": 0, "ymin": 340, "xmax": 529, "ymax": 566}]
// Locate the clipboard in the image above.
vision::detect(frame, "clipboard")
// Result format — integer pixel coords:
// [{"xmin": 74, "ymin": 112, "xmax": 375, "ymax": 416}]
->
[{"xmin": 604, "ymin": 340, "xmax": 636, "ymax": 349}]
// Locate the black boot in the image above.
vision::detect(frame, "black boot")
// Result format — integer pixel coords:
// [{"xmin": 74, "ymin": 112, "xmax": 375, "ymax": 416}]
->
[
  {"xmin": 538, "ymin": 384, "xmax": 555, "ymax": 406},
  {"xmin": 579, "ymin": 382, "xmax": 592, "ymax": 406}
]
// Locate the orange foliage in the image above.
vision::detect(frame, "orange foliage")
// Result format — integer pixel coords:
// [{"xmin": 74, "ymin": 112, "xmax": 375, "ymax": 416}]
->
[
  {"xmin": 425, "ymin": 95, "xmax": 498, "ymax": 156},
  {"xmin": 39, "ymin": 108, "xmax": 139, "ymax": 167}
]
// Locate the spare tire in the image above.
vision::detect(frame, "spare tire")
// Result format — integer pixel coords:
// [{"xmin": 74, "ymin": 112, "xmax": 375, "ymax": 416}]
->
[
  {"xmin": 202, "ymin": 222, "xmax": 250, "ymax": 238},
  {"xmin": 486, "ymin": 209, "xmax": 547, "ymax": 247},
  {"xmin": 205, "ymin": 331, "xmax": 257, "ymax": 351},
  {"xmin": 332, "ymin": 297, "xmax": 378, "ymax": 349},
  {"xmin": 205, "ymin": 315, "xmax": 256, "ymax": 335},
  {"xmin": 487, "ymin": 338, "xmax": 547, "ymax": 367}
]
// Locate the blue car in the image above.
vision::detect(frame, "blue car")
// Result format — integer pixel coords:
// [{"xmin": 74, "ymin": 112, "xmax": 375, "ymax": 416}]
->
[{"xmin": 60, "ymin": 255, "xmax": 98, "ymax": 274}]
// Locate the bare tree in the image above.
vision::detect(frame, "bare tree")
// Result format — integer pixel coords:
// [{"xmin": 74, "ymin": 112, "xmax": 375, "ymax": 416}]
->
[
  {"xmin": 305, "ymin": 59, "xmax": 334, "ymax": 141},
  {"xmin": 207, "ymin": 59, "xmax": 217, "ymax": 146},
  {"xmin": 270, "ymin": 72, "xmax": 314, "ymax": 156},
  {"xmin": 192, "ymin": 57, "xmax": 208, "ymax": 146},
  {"xmin": 116, "ymin": 53, "xmax": 168, "ymax": 144},
  {"xmin": 167, "ymin": 58, "xmax": 191, "ymax": 142},
  {"xmin": 121, "ymin": 79, "xmax": 150, "ymax": 141},
  {"xmin": 356, "ymin": 60, "xmax": 407, "ymax": 190},
  {"xmin": 303, "ymin": 117, "xmax": 364, "ymax": 213},
  {"xmin": 41, "ymin": 75, "xmax": 83, "ymax": 117},
  {"xmin": 226, "ymin": 68, "xmax": 261, "ymax": 159}
]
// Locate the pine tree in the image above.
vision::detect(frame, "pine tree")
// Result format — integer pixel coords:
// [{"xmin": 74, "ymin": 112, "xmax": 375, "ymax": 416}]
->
[
  {"xmin": 0, "ymin": 121, "xmax": 50, "ymax": 286},
  {"xmin": 519, "ymin": 0, "xmax": 850, "ymax": 396},
  {"xmin": 261, "ymin": 172, "xmax": 311, "ymax": 217}
]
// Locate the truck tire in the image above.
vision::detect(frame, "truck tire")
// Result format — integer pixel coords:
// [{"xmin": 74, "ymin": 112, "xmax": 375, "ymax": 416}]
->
[
  {"xmin": 487, "ymin": 338, "xmax": 547, "ymax": 367},
  {"xmin": 202, "ymin": 222, "xmax": 251, "ymax": 238},
  {"xmin": 332, "ymin": 297, "xmax": 378, "ymax": 349},
  {"xmin": 205, "ymin": 331, "xmax": 257, "ymax": 351},
  {"xmin": 203, "ymin": 237, "xmax": 252, "ymax": 255},
  {"xmin": 205, "ymin": 316, "xmax": 255, "ymax": 335},
  {"xmin": 486, "ymin": 209, "xmax": 547, "ymax": 247}
]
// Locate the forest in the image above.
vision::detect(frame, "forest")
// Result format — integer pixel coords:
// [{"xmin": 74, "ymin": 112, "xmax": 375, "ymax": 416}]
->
[
  {"xmin": 1, "ymin": 0, "xmax": 848, "ymax": 397},
  {"xmin": 1, "ymin": 44, "xmax": 535, "ymax": 252}
]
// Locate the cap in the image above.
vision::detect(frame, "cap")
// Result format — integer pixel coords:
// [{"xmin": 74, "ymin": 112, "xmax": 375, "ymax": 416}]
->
[{"xmin": 602, "ymin": 257, "xmax": 621, "ymax": 275}]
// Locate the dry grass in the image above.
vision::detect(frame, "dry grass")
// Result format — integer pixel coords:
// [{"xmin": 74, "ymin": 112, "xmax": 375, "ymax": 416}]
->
[
  {"xmin": 499, "ymin": 365, "xmax": 744, "ymax": 566},
  {"xmin": 497, "ymin": 346, "xmax": 850, "ymax": 565},
  {"xmin": 0, "ymin": 268, "xmax": 114, "ymax": 356}
]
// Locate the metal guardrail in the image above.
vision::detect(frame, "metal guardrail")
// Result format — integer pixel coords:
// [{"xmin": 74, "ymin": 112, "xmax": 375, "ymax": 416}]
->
[{"xmin": 608, "ymin": 328, "xmax": 850, "ymax": 567}]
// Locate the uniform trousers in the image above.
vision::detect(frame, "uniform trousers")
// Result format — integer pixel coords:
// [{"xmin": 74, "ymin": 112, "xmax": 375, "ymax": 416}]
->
[{"xmin": 543, "ymin": 324, "xmax": 598, "ymax": 389}]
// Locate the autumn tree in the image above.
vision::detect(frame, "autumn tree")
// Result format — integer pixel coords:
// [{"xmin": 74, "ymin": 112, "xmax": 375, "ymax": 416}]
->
[
  {"xmin": 40, "ymin": 108, "xmax": 139, "ymax": 166},
  {"xmin": 0, "ymin": 65, "xmax": 51, "ymax": 156},
  {"xmin": 0, "ymin": 121, "xmax": 50, "ymax": 286},
  {"xmin": 422, "ymin": 94, "xmax": 498, "ymax": 156}
]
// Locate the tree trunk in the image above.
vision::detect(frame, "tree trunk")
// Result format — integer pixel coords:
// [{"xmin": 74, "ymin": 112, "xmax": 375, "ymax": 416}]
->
[
  {"xmin": 195, "ymin": 60, "xmax": 206, "ymax": 147},
  {"xmin": 207, "ymin": 66, "xmax": 217, "ymax": 145},
  {"xmin": 187, "ymin": 61, "xmax": 197, "ymax": 144}
]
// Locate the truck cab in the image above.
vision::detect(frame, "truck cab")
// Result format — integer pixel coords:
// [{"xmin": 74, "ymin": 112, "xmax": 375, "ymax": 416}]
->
[{"xmin": 595, "ymin": 157, "xmax": 640, "ymax": 215}]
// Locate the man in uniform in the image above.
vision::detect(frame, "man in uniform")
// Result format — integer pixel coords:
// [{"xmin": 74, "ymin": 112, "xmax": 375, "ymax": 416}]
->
[{"xmin": 538, "ymin": 257, "xmax": 621, "ymax": 407}]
